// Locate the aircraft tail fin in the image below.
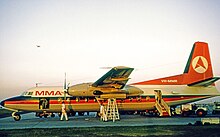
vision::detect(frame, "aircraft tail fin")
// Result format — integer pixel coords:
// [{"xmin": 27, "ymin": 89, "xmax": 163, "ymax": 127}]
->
[
  {"xmin": 131, "ymin": 42, "xmax": 219, "ymax": 86},
  {"xmin": 183, "ymin": 42, "xmax": 215, "ymax": 85}
]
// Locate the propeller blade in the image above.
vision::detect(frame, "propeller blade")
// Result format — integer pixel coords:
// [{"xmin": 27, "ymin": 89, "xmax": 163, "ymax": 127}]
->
[{"xmin": 64, "ymin": 73, "xmax": 67, "ymax": 100}]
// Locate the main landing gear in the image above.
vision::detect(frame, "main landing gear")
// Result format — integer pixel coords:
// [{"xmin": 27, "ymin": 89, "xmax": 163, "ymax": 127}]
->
[{"xmin": 35, "ymin": 112, "xmax": 55, "ymax": 118}]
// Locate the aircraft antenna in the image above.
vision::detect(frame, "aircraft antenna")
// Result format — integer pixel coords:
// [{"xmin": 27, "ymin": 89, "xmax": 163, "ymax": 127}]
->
[{"xmin": 35, "ymin": 83, "xmax": 42, "ymax": 87}]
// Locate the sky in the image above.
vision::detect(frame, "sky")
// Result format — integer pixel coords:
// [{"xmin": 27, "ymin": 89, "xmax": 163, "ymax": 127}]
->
[{"xmin": 0, "ymin": 0, "xmax": 220, "ymax": 101}]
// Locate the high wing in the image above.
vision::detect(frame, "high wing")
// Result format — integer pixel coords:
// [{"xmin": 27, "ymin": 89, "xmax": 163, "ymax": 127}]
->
[{"xmin": 92, "ymin": 66, "xmax": 134, "ymax": 89}]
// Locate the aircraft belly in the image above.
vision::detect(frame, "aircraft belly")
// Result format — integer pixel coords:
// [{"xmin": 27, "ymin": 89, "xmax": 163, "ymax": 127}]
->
[{"xmin": 5, "ymin": 104, "xmax": 39, "ymax": 111}]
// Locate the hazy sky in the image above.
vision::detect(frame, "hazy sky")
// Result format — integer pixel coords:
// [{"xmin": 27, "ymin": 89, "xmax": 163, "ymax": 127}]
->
[{"xmin": 0, "ymin": 0, "xmax": 220, "ymax": 100}]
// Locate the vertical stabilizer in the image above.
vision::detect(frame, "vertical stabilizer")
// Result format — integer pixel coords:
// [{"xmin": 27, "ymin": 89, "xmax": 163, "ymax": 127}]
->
[
  {"xmin": 130, "ymin": 42, "xmax": 218, "ymax": 86},
  {"xmin": 183, "ymin": 42, "xmax": 213, "ymax": 84}
]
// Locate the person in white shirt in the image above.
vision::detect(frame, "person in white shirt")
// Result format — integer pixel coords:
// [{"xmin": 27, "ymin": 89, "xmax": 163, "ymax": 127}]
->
[
  {"xmin": 60, "ymin": 101, "xmax": 68, "ymax": 121},
  {"xmin": 100, "ymin": 103, "xmax": 107, "ymax": 121}
]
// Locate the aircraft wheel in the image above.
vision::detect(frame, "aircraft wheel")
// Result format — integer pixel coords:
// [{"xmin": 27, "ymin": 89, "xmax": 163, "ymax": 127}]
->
[
  {"xmin": 13, "ymin": 114, "xmax": 21, "ymax": 121},
  {"xmin": 51, "ymin": 113, "xmax": 55, "ymax": 118},
  {"xmin": 78, "ymin": 112, "xmax": 84, "ymax": 116},
  {"xmin": 156, "ymin": 112, "xmax": 160, "ymax": 117},
  {"xmin": 70, "ymin": 111, "xmax": 76, "ymax": 116},
  {"xmin": 126, "ymin": 111, "xmax": 134, "ymax": 115},
  {"xmin": 44, "ymin": 115, "xmax": 48, "ymax": 118}
]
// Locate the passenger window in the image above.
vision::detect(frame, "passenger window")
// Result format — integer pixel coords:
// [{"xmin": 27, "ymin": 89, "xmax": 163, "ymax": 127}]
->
[
  {"xmin": 67, "ymin": 98, "xmax": 70, "ymax": 103},
  {"xmin": 146, "ymin": 96, "xmax": 150, "ymax": 101},
  {"xmin": 137, "ymin": 97, "xmax": 141, "ymax": 102}
]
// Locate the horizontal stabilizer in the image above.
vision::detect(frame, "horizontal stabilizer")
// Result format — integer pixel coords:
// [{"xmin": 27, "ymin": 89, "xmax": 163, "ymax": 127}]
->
[{"xmin": 188, "ymin": 77, "xmax": 220, "ymax": 87}]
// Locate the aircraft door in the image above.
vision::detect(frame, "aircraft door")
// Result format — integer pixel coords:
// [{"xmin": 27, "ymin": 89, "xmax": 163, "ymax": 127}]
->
[{"xmin": 39, "ymin": 98, "xmax": 50, "ymax": 109}]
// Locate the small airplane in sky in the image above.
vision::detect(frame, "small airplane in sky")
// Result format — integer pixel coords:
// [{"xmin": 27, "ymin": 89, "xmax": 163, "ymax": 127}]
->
[{"xmin": 1, "ymin": 42, "xmax": 219, "ymax": 121}]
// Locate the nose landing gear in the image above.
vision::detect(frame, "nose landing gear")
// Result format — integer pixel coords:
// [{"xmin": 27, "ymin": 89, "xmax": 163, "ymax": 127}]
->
[{"xmin": 12, "ymin": 112, "xmax": 21, "ymax": 121}]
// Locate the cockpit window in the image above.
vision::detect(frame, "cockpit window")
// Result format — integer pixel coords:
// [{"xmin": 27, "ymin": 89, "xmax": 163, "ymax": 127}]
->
[
  {"xmin": 28, "ymin": 92, "xmax": 33, "ymax": 95},
  {"xmin": 21, "ymin": 91, "xmax": 33, "ymax": 96},
  {"xmin": 21, "ymin": 92, "xmax": 27, "ymax": 96}
]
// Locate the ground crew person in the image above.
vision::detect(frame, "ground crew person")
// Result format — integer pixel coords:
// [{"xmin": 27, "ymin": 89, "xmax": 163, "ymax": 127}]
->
[
  {"xmin": 100, "ymin": 103, "xmax": 107, "ymax": 121},
  {"xmin": 60, "ymin": 101, "xmax": 68, "ymax": 121}
]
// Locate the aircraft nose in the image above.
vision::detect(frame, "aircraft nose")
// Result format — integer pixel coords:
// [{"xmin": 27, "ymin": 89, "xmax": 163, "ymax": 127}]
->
[{"xmin": 0, "ymin": 100, "xmax": 4, "ymax": 107}]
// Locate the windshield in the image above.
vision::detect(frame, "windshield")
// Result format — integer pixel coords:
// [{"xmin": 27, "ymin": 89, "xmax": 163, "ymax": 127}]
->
[
  {"xmin": 21, "ymin": 92, "xmax": 27, "ymax": 96},
  {"xmin": 21, "ymin": 91, "xmax": 33, "ymax": 96}
]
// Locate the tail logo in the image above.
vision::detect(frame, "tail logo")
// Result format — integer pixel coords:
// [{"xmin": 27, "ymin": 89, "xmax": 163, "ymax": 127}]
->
[{"xmin": 192, "ymin": 56, "xmax": 208, "ymax": 74}]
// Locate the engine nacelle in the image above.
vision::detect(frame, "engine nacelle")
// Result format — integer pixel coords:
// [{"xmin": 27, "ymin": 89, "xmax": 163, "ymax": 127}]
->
[
  {"xmin": 124, "ymin": 85, "xmax": 144, "ymax": 96},
  {"xmin": 68, "ymin": 83, "xmax": 143, "ymax": 98},
  {"xmin": 68, "ymin": 83, "xmax": 94, "ymax": 96}
]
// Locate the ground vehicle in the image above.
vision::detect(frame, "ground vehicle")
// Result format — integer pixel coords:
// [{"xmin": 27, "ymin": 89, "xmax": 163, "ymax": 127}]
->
[
  {"xmin": 174, "ymin": 104, "xmax": 193, "ymax": 116},
  {"xmin": 212, "ymin": 102, "xmax": 220, "ymax": 114},
  {"xmin": 174, "ymin": 104, "xmax": 208, "ymax": 117},
  {"xmin": 201, "ymin": 118, "xmax": 220, "ymax": 125},
  {"xmin": 194, "ymin": 104, "xmax": 208, "ymax": 117}
]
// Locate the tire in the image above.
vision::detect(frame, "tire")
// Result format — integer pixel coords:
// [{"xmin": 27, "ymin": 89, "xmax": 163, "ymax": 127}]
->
[
  {"xmin": 51, "ymin": 113, "xmax": 55, "ymax": 118},
  {"xmin": 70, "ymin": 111, "xmax": 76, "ymax": 116},
  {"xmin": 196, "ymin": 109, "xmax": 206, "ymax": 117},
  {"xmin": 126, "ymin": 111, "xmax": 134, "ymax": 115},
  {"xmin": 78, "ymin": 112, "xmax": 84, "ymax": 116},
  {"xmin": 204, "ymin": 122, "xmax": 211, "ymax": 126},
  {"xmin": 13, "ymin": 114, "xmax": 21, "ymax": 121},
  {"xmin": 194, "ymin": 121, "xmax": 202, "ymax": 126}
]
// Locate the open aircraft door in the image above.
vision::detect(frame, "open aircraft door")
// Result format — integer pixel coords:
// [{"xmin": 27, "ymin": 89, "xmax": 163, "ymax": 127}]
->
[{"xmin": 39, "ymin": 98, "xmax": 50, "ymax": 110}]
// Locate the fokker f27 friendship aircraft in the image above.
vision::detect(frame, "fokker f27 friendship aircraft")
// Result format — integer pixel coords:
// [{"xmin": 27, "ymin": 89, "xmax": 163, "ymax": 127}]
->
[{"xmin": 1, "ymin": 42, "xmax": 219, "ymax": 121}]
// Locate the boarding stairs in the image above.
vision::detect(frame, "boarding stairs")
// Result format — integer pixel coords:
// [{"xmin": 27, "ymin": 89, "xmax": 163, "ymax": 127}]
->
[
  {"xmin": 155, "ymin": 90, "xmax": 171, "ymax": 117},
  {"xmin": 106, "ymin": 98, "xmax": 120, "ymax": 122}
]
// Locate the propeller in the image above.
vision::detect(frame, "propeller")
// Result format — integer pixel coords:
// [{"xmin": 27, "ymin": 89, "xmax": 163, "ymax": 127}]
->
[{"xmin": 64, "ymin": 73, "xmax": 69, "ymax": 100}]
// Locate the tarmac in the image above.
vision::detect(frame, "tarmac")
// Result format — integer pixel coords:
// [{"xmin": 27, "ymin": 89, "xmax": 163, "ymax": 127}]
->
[{"xmin": 0, "ymin": 112, "xmax": 204, "ymax": 130}]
